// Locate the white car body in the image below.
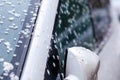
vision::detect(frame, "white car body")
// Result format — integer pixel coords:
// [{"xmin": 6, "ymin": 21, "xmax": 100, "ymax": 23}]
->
[{"xmin": 21, "ymin": 0, "xmax": 59, "ymax": 80}]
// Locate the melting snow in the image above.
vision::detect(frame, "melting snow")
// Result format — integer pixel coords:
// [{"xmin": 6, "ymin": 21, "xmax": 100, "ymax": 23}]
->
[
  {"xmin": 6, "ymin": 1, "xmax": 12, "ymax": 5},
  {"xmin": 25, "ymin": 23, "xmax": 31, "ymax": 28},
  {"xmin": 4, "ymin": 41, "xmax": 13, "ymax": 53},
  {"xmin": 8, "ymin": 9, "xmax": 20, "ymax": 18},
  {"xmin": 18, "ymin": 40, "xmax": 23, "ymax": 44},
  {"xmin": 0, "ymin": 76, "xmax": 3, "ymax": 79},
  {"xmin": 47, "ymin": 69, "xmax": 50, "ymax": 75},
  {"xmin": 21, "ymin": 29, "xmax": 30, "ymax": 38},
  {"xmin": 13, "ymin": 54, "xmax": 17, "ymax": 57},
  {"xmin": 0, "ymin": 58, "xmax": 4, "ymax": 62},
  {"xmin": 15, "ymin": 62, "xmax": 19, "ymax": 66},
  {"xmin": 0, "ymin": 20, "xmax": 3, "ymax": 24},
  {"xmin": 8, "ymin": 17, "xmax": 15, "ymax": 21},
  {"xmin": 0, "ymin": 39, "xmax": 4, "ymax": 43},
  {"xmin": 15, "ymin": 44, "xmax": 20, "ymax": 48},
  {"xmin": 9, "ymin": 24, "xmax": 18, "ymax": 30},
  {"xmin": 9, "ymin": 72, "xmax": 19, "ymax": 80},
  {"xmin": 3, "ymin": 62, "xmax": 14, "ymax": 73}
]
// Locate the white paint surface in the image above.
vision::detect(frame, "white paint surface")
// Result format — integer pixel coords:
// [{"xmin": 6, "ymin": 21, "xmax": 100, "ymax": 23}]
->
[
  {"xmin": 21, "ymin": 0, "xmax": 59, "ymax": 80},
  {"xmin": 98, "ymin": 0, "xmax": 120, "ymax": 80},
  {"xmin": 66, "ymin": 47, "xmax": 99, "ymax": 80}
]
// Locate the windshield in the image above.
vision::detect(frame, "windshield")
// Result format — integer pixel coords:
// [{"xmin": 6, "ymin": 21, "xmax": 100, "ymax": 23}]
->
[{"xmin": 0, "ymin": 0, "xmax": 40, "ymax": 79}]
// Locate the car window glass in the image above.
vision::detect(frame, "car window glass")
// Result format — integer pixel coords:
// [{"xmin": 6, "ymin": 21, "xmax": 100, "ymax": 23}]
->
[
  {"xmin": 0, "ymin": 0, "xmax": 41, "ymax": 79},
  {"xmin": 53, "ymin": 0, "xmax": 95, "ymax": 77}
]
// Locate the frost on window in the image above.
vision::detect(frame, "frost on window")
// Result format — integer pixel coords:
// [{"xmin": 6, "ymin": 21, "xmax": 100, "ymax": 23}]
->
[
  {"xmin": 53, "ymin": 0, "xmax": 95, "ymax": 77},
  {"xmin": 0, "ymin": 0, "xmax": 40, "ymax": 79}
]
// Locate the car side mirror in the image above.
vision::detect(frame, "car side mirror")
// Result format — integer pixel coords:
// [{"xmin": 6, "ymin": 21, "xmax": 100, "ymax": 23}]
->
[{"xmin": 64, "ymin": 47, "xmax": 100, "ymax": 80}]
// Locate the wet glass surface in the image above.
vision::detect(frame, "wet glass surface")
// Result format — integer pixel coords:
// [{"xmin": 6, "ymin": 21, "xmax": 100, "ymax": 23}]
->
[
  {"xmin": 53, "ymin": 0, "xmax": 95, "ymax": 78},
  {"xmin": 0, "ymin": 0, "xmax": 41, "ymax": 79}
]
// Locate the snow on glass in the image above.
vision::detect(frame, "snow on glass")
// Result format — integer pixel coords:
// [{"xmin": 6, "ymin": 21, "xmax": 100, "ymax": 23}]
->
[
  {"xmin": 53, "ymin": 0, "xmax": 95, "ymax": 78},
  {"xmin": 0, "ymin": 0, "xmax": 40, "ymax": 79}
]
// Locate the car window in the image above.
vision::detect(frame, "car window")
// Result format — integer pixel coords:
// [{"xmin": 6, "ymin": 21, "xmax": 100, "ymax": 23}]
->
[
  {"xmin": 53, "ymin": 0, "xmax": 95, "ymax": 78},
  {"xmin": 0, "ymin": 0, "xmax": 41, "ymax": 79}
]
